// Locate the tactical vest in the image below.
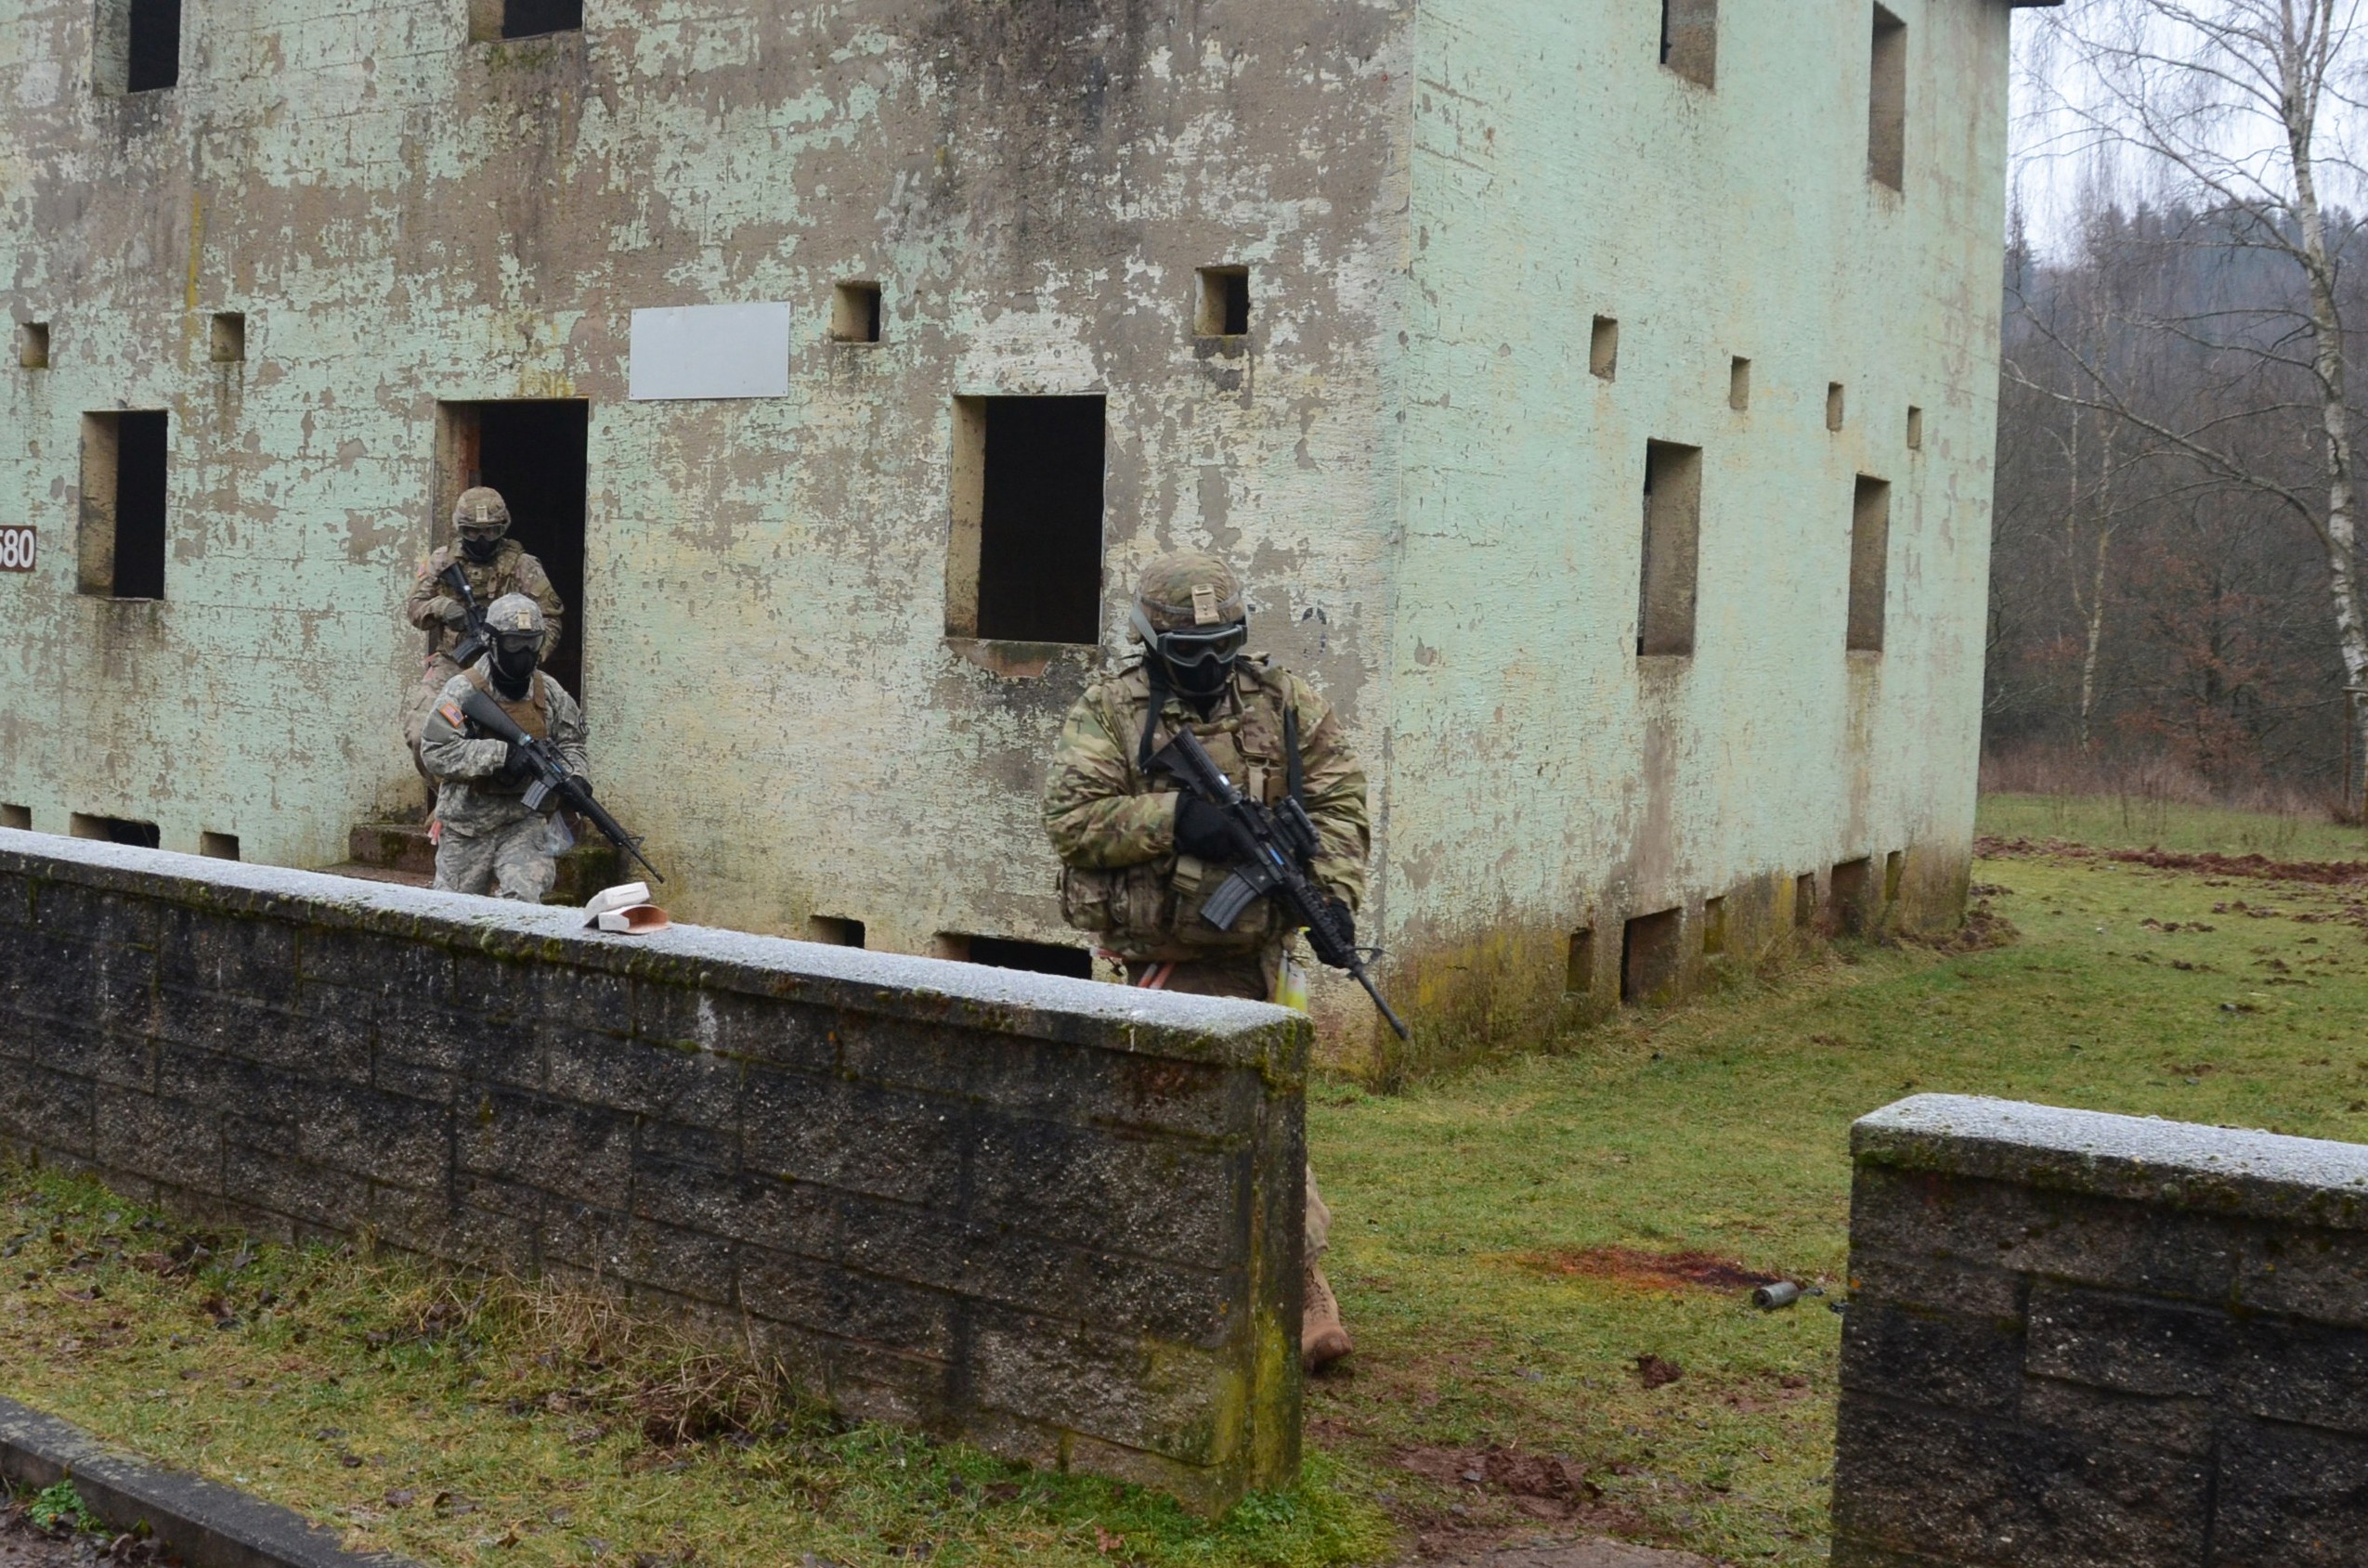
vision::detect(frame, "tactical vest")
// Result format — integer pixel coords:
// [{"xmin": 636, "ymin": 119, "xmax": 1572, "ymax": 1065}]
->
[
  {"xmin": 1059, "ymin": 660, "xmax": 1296, "ymax": 955},
  {"xmin": 429, "ymin": 545, "xmax": 527, "ymax": 658},
  {"xmin": 463, "ymin": 665, "xmax": 551, "ymax": 795}
]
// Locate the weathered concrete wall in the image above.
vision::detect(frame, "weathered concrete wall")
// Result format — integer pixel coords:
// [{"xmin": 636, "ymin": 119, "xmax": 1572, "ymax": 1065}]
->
[
  {"xmin": 0, "ymin": 0, "xmax": 2027, "ymax": 1050},
  {"xmin": 1378, "ymin": 0, "xmax": 2010, "ymax": 1042},
  {"xmin": 0, "ymin": 0, "xmax": 1412, "ymax": 951},
  {"xmin": 0, "ymin": 828, "xmax": 1307, "ymax": 1512},
  {"xmin": 1835, "ymin": 1094, "xmax": 2368, "ymax": 1566}
]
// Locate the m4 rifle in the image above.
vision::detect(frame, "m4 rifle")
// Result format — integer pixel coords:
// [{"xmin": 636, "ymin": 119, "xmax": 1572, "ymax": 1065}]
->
[
  {"xmin": 436, "ymin": 561, "xmax": 494, "ymax": 667},
  {"xmin": 456, "ymin": 687, "xmax": 665, "ymax": 886},
  {"xmin": 1152, "ymin": 727, "xmax": 1410, "ymax": 1039}
]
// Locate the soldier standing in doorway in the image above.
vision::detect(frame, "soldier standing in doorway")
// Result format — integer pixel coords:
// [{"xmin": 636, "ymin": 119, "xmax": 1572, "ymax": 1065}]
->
[
  {"xmin": 399, "ymin": 486, "xmax": 566, "ymax": 785},
  {"xmin": 1043, "ymin": 551, "xmax": 1369, "ymax": 1373},
  {"xmin": 417, "ymin": 594, "xmax": 588, "ymax": 901}
]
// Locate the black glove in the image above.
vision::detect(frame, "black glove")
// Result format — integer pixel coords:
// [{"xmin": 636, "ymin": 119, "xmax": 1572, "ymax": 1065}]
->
[
  {"xmin": 1175, "ymin": 795, "xmax": 1238, "ymax": 862},
  {"xmin": 1324, "ymin": 897, "xmax": 1356, "ymax": 950},
  {"xmin": 494, "ymin": 742, "xmax": 537, "ymax": 786}
]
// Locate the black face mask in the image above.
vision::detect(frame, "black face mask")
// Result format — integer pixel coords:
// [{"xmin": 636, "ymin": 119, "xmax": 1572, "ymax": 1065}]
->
[
  {"xmin": 1153, "ymin": 620, "xmax": 1245, "ymax": 709},
  {"xmin": 490, "ymin": 636, "xmax": 538, "ymax": 699},
  {"xmin": 460, "ymin": 530, "xmax": 504, "ymax": 564}
]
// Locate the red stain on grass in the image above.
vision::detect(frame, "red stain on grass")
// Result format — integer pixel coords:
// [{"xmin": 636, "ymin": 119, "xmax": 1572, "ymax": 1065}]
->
[{"xmin": 1510, "ymin": 1247, "xmax": 1781, "ymax": 1293}]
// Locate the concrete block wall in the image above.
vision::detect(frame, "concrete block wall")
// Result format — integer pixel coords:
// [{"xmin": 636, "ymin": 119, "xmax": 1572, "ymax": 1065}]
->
[
  {"xmin": 0, "ymin": 828, "xmax": 1307, "ymax": 1513},
  {"xmin": 1835, "ymin": 1094, "xmax": 2368, "ymax": 1566}
]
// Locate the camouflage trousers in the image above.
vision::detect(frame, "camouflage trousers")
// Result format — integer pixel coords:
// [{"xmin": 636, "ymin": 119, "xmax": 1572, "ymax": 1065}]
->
[
  {"xmin": 433, "ymin": 814, "xmax": 558, "ymax": 902},
  {"xmin": 1123, "ymin": 951, "xmax": 1330, "ymax": 1259}
]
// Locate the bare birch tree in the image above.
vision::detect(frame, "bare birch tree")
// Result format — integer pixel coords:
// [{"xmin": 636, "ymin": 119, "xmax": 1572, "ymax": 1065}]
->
[{"xmin": 2020, "ymin": 0, "xmax": 2368, "ymax": 805}]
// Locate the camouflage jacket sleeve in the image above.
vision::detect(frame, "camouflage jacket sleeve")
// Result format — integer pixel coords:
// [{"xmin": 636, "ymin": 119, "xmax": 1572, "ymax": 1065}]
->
[
  {"xmin": 1043, "ymin": 680, "xmax": 1177, "ymax": 870},
  {"xmin": 404, "ymin": 547, "xmax": 455, "ymax": 633},
  {"xmin": 417, "ymin": 674, "xmax": 509, "ymax": 781},
  {"xmin": 514, "ymin": 553, "xmax": 566, "ymax": 664},
  {"xmin": 1282, "ymin": 672, "xmax": 1372, "ymax": 913}
]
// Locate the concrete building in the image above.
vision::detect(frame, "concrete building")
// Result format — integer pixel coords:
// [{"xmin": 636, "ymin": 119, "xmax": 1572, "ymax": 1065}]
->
[{"xmin": 0, "ymin": 0, "xmax": 2047, "ymax": 1059}]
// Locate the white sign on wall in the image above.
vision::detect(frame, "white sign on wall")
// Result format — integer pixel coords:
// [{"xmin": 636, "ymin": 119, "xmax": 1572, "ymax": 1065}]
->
[
  {"xmin": 0, "ymin": 526, "xmax": 33, "ymax": 573},
  {"xmin": 628, "ymin": 304, "xmax": 793, "ymax": 401}
]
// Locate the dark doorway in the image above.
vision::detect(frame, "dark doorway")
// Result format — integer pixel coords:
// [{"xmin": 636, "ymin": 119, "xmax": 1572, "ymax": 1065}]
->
[
  {"xmin": 975, "ymin": 396, "xmax": 1105, "ymax": 643},
  {"xmin": 126, "ymin": 0, "xmax": 180, "ymax": 92},
  {"xmin": 111, "ymin": 411, "xmax": 169, "ymax": 600},
  {"xmin": 440, "ymin": 400, "xmax": 590, "ymax": 700}
]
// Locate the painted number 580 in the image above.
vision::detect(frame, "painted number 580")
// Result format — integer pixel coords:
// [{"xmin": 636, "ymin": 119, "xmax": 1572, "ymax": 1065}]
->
[{"xmin": 0, "ymin": 526, "xmax": 33, "ymax": 573}]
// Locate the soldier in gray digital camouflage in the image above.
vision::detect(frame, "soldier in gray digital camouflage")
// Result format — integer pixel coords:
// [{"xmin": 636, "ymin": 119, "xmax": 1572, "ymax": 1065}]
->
[
  {"xmin": 418, "ymin": 593, "xmax": 588, "ymax": 902},
  {"xmin": 399, "ymin": 486, "xmax": 566, "ymax": 784},
  {"xmin": 1043, "ymin": 550, "xmax": 1369, "ymax": 1372}
]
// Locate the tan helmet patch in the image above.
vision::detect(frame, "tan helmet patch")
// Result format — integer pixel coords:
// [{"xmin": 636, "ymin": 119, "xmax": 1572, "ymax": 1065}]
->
[{"xmin": 1191, "ymin": 584, "xmax": 1220, "ymax": 626}]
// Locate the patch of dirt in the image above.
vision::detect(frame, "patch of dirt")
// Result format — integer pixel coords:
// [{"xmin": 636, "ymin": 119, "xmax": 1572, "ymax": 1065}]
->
[
  {"xmin": 1508, "ymin": 1249, "xmax": 1778, "ymax": 1294},
  {"xmin": 1388, "ymin": 1445, "xmax": 1663, "ymax": 1551},
  {"xmin": 1904, "ymin": 895, "xmax": 2017, "ymax": 956},
  {"xmin": 1632, "ymin": 1354, "xmax": 1684, "ymax": 1390},
  {"xmin": 1978, "ymin": 835, "xmax": 2368, "ymax": 886}
]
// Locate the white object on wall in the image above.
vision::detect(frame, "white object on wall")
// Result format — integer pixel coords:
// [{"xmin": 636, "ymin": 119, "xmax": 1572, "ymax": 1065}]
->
[{"xmin": 627, "ymin": 304, "xmax": 793, "ymax": 400}]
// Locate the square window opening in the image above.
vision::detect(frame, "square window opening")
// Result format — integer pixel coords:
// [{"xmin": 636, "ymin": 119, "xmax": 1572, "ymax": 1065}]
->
[
  {"xmin": 1, "ymin": 805, "xmax": 30, "ymax": 831},
  {"xmin": 1793, "ymin": 873, "xmax": 1818, "ymax": 928},
  {"xmin": 1702, "ymin": 896, "xmax": 1728, "ymax": 957},
  {"xmin": 1831, "ymin": 857, "xmax": 1874, "ymax": 934},
  {"xmin": 98, "ymin": 0, "xmax": 181, "ymax": 93},
  {"xmin": 1566, "ymin": 927, "xmax": 1596, "ymax": 996},
  {"xmin": 944, "ymin": 934, "xmax": 1092, "ymax": 980},
  {"xmin": 1195, "ymin": 267, "xmax": 1251, "ymax": 338},
  {"xmin": 1906, "ymin": 405, "xmax": 1924, "ymax": 449},
  {"xmin": 1638, "ymin": 440, "xmax": 1702, "ymax": 657},
  {"xmin": 209, "ymin": 313, "xmax": 245, "ymax": 364},
  {"xmin": 1827, "ymin": 382, "xmax": 1847, "ymax": 432},
  {"xmin": 502, "ymin": 0, "xmax": 581, "ymax": 39},
  {"xmin": 1870, "ymin": 5, "xmax": 1907, "ymax": 191},
  {"xmin": 1590, "ymin": 316, "xmax": 1620, "ymax": 381},
  {"xmin": 1660, "ymin": 0, "xmax": 1717, "ymax": 87},
  {"xmin": 71, "ymin": 813, "xmax": 159, "ymax": 849},
  {"xmin": 830, "ymin": 282, "xmax": 882, "ymax": 344},
  {"xmin": 806, "ymin": 915, "xmax": 866, "ymax": 948},
  {"xmin": 1884, "ymin": 849, "xmax": 1906, "ymax": 901},
  {"xmin": 1728, "ymin": 356, "xmax": 1750, "ymax": 411},
  {"xmin": 78, "ymin": 410, "xmax": 168, "ymax": 600},
  {"xmin": 1621, "ymin": 908, "xmax": 1684, "ymax": 1004},
  {"xmin": 19, "ymin": 323, "xmax": 49, "ymax": 371},
  {"xmin": 1850, "ymin": 475, "xmax": 1892, "ymax": 653},
  {"xmin": 200, "ymin": 831, "xmax": 240, "ymax": 861},
  {"xmin": 946, "ymin": 395, "xmax": 1106, "ymax": 645}
]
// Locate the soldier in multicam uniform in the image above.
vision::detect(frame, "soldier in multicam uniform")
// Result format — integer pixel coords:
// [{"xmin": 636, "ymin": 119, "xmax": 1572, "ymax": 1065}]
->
[
  {"xmin": 398, "ymin": 486, "xmax": 566, "ymax": 783},
  {"xmin": 417, "ymin": 594, "xmax": 588, "ymax": 902},
  {"xmin": 1043, "ymin": 551, "xmax": 1369, "ymax": 1373}
]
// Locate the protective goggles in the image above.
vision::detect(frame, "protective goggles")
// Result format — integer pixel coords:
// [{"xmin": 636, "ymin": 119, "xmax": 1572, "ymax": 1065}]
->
[
  {"xmin": 458, "ymin": 522, "xmax": 506, "ymax": 539},
  {"xmin": 1148, "ymin": 621, "xmax": 1246, "ymax": 668},
  {"xmin": 494, "ymin": 630, "xmax": 542, "ymax": 655}
]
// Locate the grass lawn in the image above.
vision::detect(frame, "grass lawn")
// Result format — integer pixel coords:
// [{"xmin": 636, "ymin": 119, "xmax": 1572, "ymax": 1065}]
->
[
  {"xmin": 1977, "ymin": 790, "xmax": 2368, "ymax": 861},
  {"xmin": 7, "ymin": 797, "xmax": 2368, "ymax": 1567}
]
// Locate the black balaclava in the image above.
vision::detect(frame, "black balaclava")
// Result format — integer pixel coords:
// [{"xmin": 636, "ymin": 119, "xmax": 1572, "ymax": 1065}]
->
[
  {"xmin": 461, "ymin": 527, "xmax": 504, "ymax": 564},
  {"xmin": 489, "ymin": 633, "xmax": 539, "ymax": 700},
  {"xmin": 1164, "ymin": 640, "xmax": 1238, "ymax": 711}
]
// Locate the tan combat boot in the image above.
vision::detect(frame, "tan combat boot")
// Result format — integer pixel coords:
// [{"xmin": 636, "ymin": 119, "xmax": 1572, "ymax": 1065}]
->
[{"xmin": 1302, "ymin": 1261, "xmax": 1352, "ymax": 1373}]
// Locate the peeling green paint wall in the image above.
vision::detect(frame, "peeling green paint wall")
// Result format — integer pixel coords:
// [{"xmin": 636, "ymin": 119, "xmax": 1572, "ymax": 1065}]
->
[
  {"xmin": 0, "ymin": 0, "xmax": 2012, "ymax": 1048},
  {"xmin": 1377, "ymin": 0, "xmax": 2010, "ymax": 1048}
]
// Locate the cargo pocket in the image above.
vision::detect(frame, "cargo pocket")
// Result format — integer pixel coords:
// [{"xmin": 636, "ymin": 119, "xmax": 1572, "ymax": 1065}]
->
[{"xmin": 1058, "ymin": 864, "xmax": 1120, "ymax": 932}]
